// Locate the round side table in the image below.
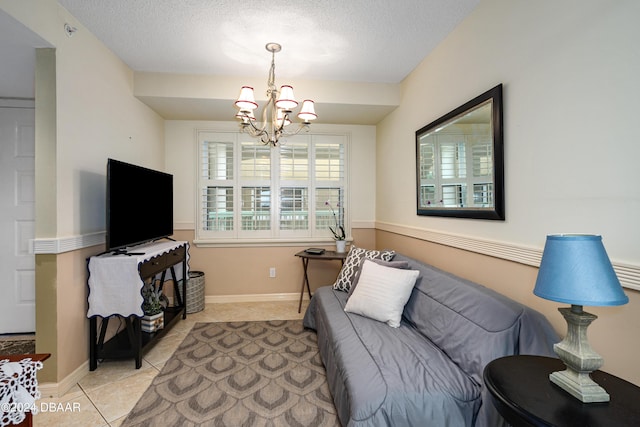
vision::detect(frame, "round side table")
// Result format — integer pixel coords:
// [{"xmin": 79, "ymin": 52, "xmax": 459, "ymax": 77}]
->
[{"xmin": 483, "ymin": 355, "xmax": 640, "ymax": 426}]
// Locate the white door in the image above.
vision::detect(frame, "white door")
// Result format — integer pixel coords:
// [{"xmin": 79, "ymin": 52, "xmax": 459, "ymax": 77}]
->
[{"xmin": 0, "ymin": 103, "xmax": 35, "ymax": 333}]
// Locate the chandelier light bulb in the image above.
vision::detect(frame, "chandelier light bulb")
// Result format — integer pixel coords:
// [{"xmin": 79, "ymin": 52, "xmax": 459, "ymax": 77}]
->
[
  {"xmin": 276, "ymin": 109, "xmax": 292, "ymax": 127},
  {"xmin": 236, "ymin": 109, "xmax": 256, "ymax": 122}
]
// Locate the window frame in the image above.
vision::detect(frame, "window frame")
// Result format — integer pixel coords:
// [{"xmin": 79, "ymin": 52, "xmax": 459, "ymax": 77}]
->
[{"xmin": 195, "ymin": 130, "xmax": 349, "ymax": 247}]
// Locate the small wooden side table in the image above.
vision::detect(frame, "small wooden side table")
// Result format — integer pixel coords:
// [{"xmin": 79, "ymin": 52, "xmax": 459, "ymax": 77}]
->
[
  {"xmin": 484, "ymin": 355, "xmax": 640, "ymax": 426},
  {"xmin": 295, "ymin": 250, "xmax": 348, "ymax": 312}
]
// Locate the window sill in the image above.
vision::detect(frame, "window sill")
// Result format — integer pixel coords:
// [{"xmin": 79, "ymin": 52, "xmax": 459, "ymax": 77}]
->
[{"xmin": 192, "ymin": 237, "xmax": 352, "ymax": 248}]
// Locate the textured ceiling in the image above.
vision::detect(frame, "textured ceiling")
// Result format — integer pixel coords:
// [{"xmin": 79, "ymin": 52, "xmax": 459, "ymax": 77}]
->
[
  {"xmin": 1, "ymin": 1, "xmax": 480, "ymax": 123},
  {"xmin": 56, "ymin": 0, "xmax": 479, "ymax": 84}
]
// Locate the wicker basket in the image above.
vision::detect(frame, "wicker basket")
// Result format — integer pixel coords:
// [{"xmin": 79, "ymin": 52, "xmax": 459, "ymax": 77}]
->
[{"xmin": 179, "ymin": 271, "xmax": 205, "ymax": 313}]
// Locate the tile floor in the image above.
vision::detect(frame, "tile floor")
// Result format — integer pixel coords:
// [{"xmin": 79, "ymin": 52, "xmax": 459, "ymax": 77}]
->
[{"xmin": 33, "ymin": 300, "xmax": 309, "ymax": 427}]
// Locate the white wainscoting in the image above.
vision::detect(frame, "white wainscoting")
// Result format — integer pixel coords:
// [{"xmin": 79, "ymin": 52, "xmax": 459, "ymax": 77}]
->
[
  {"xmin": 376, "ymin": 221, "xmax": 640, "ymax": 292},
  {"xmin": 31, "ymin": 226, "xmax": 640, "ymax": 292},
  {"xmin": 31, "ymin": 232, "xmax": 105, "ymax": 254}
]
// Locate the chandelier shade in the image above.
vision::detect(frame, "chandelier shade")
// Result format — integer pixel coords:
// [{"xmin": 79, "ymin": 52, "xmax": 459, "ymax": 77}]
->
[
  {"xmin": 275, "ymin": 85, "xmax": 298, "ymax": 111},
  {"xmin": 234, "ymin": 43, "xmax": 317, "ymax": 146},
  {"xmin": 298, "ymin": 100, "xmax": 317, "ymax": 122},
  {"xmin": 235, "ymin": 86, "xmax": 258, "ymax": 111}
]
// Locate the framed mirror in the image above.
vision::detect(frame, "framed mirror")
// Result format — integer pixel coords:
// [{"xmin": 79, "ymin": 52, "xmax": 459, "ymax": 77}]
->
[{"xmin": 416, "ymin": 84, "xmax": 504, "ymax": 220}]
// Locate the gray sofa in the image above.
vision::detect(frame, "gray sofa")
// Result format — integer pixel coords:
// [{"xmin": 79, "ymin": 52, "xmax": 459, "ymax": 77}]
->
[{"xmin": 303, "ymin": 253, "xmax": 559, "ymax": 427}]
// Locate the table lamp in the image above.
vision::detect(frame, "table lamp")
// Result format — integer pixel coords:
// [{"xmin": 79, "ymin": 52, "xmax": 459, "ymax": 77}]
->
[{"xmin": 533, "ymin": 234, "xmax": 628, "ymax": 403}]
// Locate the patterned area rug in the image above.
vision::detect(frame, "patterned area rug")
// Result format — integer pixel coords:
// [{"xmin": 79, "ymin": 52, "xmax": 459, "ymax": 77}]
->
[{"xmin": 122, "ymin": 320, "xmax": 339, "ymax": 426}]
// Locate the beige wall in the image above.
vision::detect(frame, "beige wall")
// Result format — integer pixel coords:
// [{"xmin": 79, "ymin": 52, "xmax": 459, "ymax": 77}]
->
[
  {"xmin": 376, "ymin": 0, "xmax": 640, "ymax": 387},
  {"xmin": 376, "ymin": 0, "xmax": 640, "ymax": 263},
  {"xmin": 2, "ymin": 0, "xmax": 166, "ymax": 236},
  {"xmin": 1, "ymin": 0, "xmax": 165, "ymax": 385},
  {"xmin": 376, "ymin": 231, "xmax": 640, "ymax": 386},
  {"xmin": 174, "ymin": 228, "xmax": 375, "ymax": 298},
  {"xmin": 55, "ymin": 247, "xmax": 102, "ymax": 380}
]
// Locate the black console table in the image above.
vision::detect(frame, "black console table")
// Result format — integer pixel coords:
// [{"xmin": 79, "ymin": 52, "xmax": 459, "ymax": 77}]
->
[
  {"xmin": 87, "ymin": 240, "xmax": 188, "ymax": 370},
  {"xmin": 484, "ymin": 355, "xmax": 640, "ymax": 426}
]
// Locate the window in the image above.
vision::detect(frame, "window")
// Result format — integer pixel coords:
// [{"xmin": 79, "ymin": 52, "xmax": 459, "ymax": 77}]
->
[
  {"xmin": 197, "ymin": 131, "xmax": 347, "ymax": 244},
  {"xmin": 418, "ymin": 132, "xmax": 493, "ymax": 208}
]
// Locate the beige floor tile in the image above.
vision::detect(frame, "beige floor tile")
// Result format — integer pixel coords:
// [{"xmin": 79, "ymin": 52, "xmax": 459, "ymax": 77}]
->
[
  {"xmin": 34, "ymin": 393, "xmax": 108, "ymax": 427},
  {"xmin": 78, "ymin": 358, "xmax": 154, "ymax": 392},
  {"xmin": 140, "ymin": 332, "xmax": 186, "ymax": 367},
  {"xmin": 162, "ymin": 317, "xmax": 196, "ymax": 336},
  {"xmin": 109, "ymin": 414, "xmax": 127, "ymax": 426},
  {"xmin": 84, "ymin": 366, "xmax": 157, "ymax": 423},
  {"xmin": 199, "ymin": 300, "xmax": 308, "ymax": 322},
  {"xmin": 52, "ymin": 384, "xmax": 85, "ymax": 401}
]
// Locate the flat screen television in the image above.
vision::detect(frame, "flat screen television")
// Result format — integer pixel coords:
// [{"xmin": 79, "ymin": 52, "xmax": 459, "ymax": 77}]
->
[{"xmin": 106, "ymin": 159, "xmax": 173, "ymax": 253}]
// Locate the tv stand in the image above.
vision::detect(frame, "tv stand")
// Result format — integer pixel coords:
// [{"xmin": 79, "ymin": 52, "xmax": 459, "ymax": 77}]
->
[{"xmin": 87, "ymin": 240, "xmax": 189, "ymax": 370}]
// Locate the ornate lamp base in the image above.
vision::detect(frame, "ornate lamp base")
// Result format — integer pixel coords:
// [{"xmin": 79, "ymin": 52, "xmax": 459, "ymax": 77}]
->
[{"xmin": 551, "ymin": 305, "xmax": 609, "ymax": 403}]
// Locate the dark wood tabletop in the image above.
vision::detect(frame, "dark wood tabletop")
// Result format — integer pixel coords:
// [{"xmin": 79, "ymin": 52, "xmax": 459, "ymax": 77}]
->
[
  {"xmin": 294, "ymin": 249, "xmax": 349, "ymax": 260},
  {"xmin": 484, "ymin": 355, "xmax": 640, "ymax": 427}
]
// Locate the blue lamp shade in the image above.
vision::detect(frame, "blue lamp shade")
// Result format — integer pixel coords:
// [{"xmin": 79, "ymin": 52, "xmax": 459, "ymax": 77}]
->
[{"xmin": 534, "ymin": 234, "xmax": 629, "ymax": 306}]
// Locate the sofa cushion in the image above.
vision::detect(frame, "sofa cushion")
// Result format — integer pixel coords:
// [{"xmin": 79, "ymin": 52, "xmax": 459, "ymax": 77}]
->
[
  {"xmin": 394, "ymin": 254, "xmax": 558, "ymax": 386},
  {"xmin": 332, "ymin": 245, "xmax": 395, "ymax": 292},
  {"xmin": 344, "ymin": 260, "xmax": 419, "ymax": 327},
  {"xmin": 306, "ymin": 286, "xmax": 481, "ymax": 426}
]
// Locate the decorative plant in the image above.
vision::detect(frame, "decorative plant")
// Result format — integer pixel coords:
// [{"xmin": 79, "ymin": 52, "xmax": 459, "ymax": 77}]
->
[
  {"xmin": 142, "ymin": 281, "xmax": 164, "ymax": 316},
  {"xmin": 325, "ymin": 201, "xmax": 346, "ymax": 241}
]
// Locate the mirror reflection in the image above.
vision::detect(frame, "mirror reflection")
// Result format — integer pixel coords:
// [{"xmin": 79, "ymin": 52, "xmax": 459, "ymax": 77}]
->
[{"xmin": 416, "ymin": 84, "xmax": 504, "ymax": 220}]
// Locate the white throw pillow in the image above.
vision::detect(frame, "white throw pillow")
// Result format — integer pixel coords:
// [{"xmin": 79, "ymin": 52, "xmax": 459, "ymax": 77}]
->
[{"xmin": 344, "ymin": 259, "xmax": 419, "ymax": 328}]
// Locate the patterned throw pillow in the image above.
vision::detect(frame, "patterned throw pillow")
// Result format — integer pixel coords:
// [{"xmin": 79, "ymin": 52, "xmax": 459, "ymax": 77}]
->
[{"xmin": 332, "ymin": 245, "xmax": 396, "ymax": 292}]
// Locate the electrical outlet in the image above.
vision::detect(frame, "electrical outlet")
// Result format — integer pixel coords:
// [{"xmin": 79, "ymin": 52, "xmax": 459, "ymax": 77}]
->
[{"xmin": 269, "ymin": 267, "xmax": 276, "ymax": 278}]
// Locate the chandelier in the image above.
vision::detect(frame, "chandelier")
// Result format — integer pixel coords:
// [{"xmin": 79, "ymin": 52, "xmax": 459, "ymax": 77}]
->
[{"xmin": 234, "ymin": 43, "xmax": 317, "ymax": 147}]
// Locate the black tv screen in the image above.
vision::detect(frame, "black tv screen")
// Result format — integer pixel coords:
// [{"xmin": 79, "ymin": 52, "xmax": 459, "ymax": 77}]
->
[{"xmin": 106, "ymin": 159, "xmax": 173, "ymax": 252}]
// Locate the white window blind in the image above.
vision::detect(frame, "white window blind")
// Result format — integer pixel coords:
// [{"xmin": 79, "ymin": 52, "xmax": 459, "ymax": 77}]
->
[
  {"xmin": 197, "ymin": 131, "xmax": 347, "ymax": 243},
  {"xmin": 241, "ymin": 186, "xmax": 270, "ymax": 231}
]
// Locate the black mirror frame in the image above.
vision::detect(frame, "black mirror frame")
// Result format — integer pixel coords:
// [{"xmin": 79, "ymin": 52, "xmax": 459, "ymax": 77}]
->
[{"xmin": 415, "ymin": 84, "xmax": 504, "ymax": 220}]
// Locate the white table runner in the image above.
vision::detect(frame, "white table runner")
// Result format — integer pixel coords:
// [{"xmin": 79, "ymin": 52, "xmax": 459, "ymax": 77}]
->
[{"xmin": 87, "ymin": 240, "xmax": 188, "ymax": 318}]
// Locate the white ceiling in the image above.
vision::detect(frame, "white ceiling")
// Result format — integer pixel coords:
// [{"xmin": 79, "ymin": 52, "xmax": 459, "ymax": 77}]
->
[{"xmin": 1, "ymin": 1, "xmax": 480, "ymax": 122}]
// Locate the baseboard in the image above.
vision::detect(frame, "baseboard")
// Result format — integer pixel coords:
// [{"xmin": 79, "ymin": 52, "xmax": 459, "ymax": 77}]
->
[
  {"xmin": 205, "ymin": 292, "xmax": 308, "ymax": 304},
  {"xmin": 38, "ymin": 360, "xmax": 89, "ymax": 399},
  {"xmin": 167, "ymin": 292, "xmax": 308, "ymax": 307}
]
